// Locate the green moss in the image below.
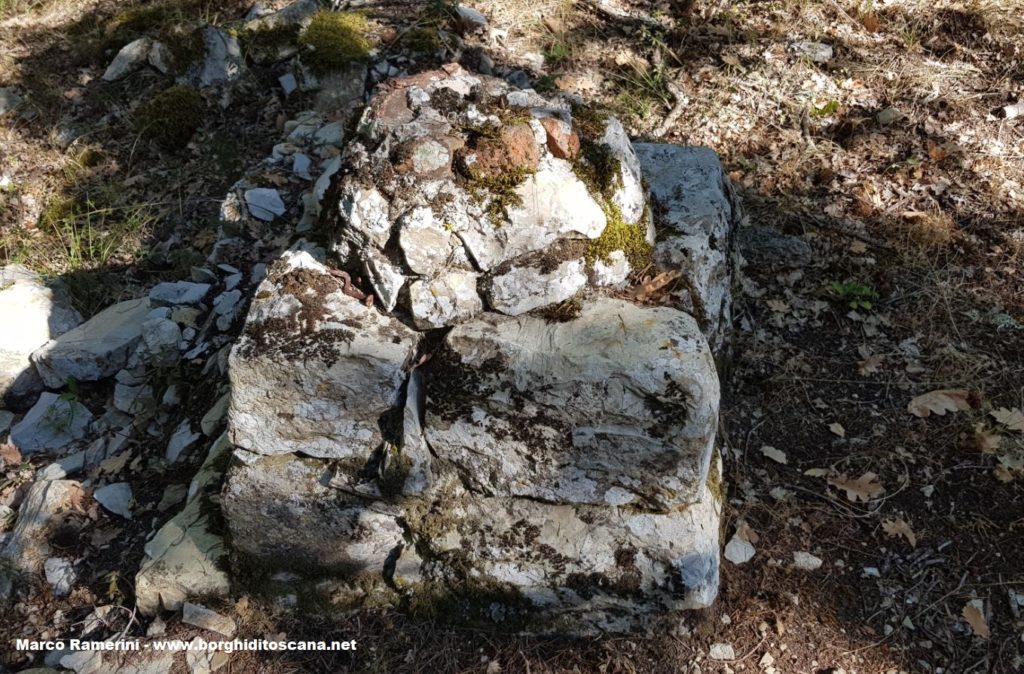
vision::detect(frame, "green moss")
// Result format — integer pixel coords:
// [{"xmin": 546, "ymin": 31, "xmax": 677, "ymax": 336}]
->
[
  {"xmin": 106, "ymin": 4, "xmax": 172, "ymax": 41},
  {"xmin": 587, "ymin": 203, "xmax": 652, "ymax": 270},
  {"xmin": 400, "ymin": 26, "xmax": 441, "ymax": 53},
  {"xmin": 299, "ymin": 11, "xmax": 370, "ymax": 74},
  {"xmin": 157, "ymin": 24, "xmax": 206, "ymax": 75},
  {"xmin": 463, "ymin": 166, "xmax": 534, "ymax": 221},
  {"xmin": 570, "ymin": 103, "xmax": 610, "ymax": 137},
  {"xmin": 573, "ymin": 138, "xmax": 622, "ymax": 201},
  {"xmin": 240, "ymin": 22, "xmax": 301, "ymax": 57},
  {"xmin": 135, "ymin": 85, "xmax": 205, "ymax": 150}
]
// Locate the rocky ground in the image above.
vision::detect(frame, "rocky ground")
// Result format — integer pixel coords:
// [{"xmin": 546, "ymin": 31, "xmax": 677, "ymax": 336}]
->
[{"xmin": 0, "ymin": 0, "xmax": 1022, "ymax": 673}]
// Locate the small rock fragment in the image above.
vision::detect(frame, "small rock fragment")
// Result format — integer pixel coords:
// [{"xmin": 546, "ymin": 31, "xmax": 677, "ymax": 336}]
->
[
  {"xmin": 94, "ymin": 483, "xmax": 133, "ymax": 519},
  {"xmin": 182, "ymin": 602, "xmax": 235, "ymax": 637},
  {"xmin": 244, "ymin": 188, "xmax": 286, "ymax": 221}
]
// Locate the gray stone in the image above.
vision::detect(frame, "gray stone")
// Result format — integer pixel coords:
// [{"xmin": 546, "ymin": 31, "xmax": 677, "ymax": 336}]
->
[
  {"xmin": 423, "ymin": 298, "xmax": 720, "ymax": 509},
  {"xmin": 285, "ymin": 110, "xmax": 324, "ymax": 142},
  {"xmin": 148, "ymin": 40, "xmax": 172, "ymax": 74},
  {"xmin": 141, "ymin": 318, "xmax": 182, "ymax": 367},
  {"xmin": 136, "ymin": 433, "xmax": 231, "ymax": 615},
  {"xmin": 454, "ymin": 5, "xmax": 488, "ymax": 32},
  {"xmin": 635, "ymin": 143, "xmax": 740, "ymax": 355},
  {"xmin": 0, "ymin": 87, "xmax": 23, "ymax": 115},
  {"xmin": 200, "ymin": 392, "xmax": 230, "ymax": 436},
  {"xmin": 0, "ymin": 410, "xmax": 13, "ymax": 435},
  {"xmin": 0, "ymin": 265, "xmax": 82, "ymax": 406},
  {"xmin": 228, "ymin": 250, "xmax": 418, "ymax": 459},
  {"xmin": 166, "ymin": 420, "xmax": 201, "ymax": 463},
  {"xmin": 592, "ymin": 250, "xmax": 631, "ymax": 287},
  {"xmin": 10, "ymin": 392, "xmax": 93, "ymax": 455},
  {"xmin": 182, "ymin": 602, "xmax": 236, "ymax": 637},
  {"xmin": 113, "ymin": 381, "xmax": 155, "ymax": 415},
  {"xmin": 224, "ymin": 273, "xmax": 242, "ymax": 291},
  {"xmin": 790, "ymin": 40, "xmax": 833, "ymax": 63},
  {"xmin": 337, "ymin": 184, "xmax": 391, "ymax": 249},
  {"xmin": 244, "ymin": 0, "xmax": 318, "ymax": 63},
  {"xmin": 397, "ymin": 206, "xmax": 469, "ymax": 275},
  {"xmin": 60, "ymin": 650, "xmax": 103, "ymax": 674},
  {"xmin": 213, "ymin": 289, "xmax": 242, "ymax": 316},
  {"xmin": 473, "ymin": 156, "xmax": 605, "ymax": 269},
  {"xmin": 244, "ymin": 187, "xmax": 286, "ymax": 221},
  {"xmin": 44, "ymin": 557, "xmax": 76, "ymax": 597},
  {"xmin": 362, "ymin": 248, "xmax": 405, "ymax": 313},
  {"xmin": 193, "ymin": 27, "xmax": 244, "ymax": 88},
  {"xmin": 279, "ymin": 72, "xmax": 298, "ymax": 96},
  {"xmin": 150, "ymin": 282, "xmax": 211, "ymax": 307},
  {"xmin": 408, "ymin": 270, "xmax": 483, "ymax": 329},
  {"xmin": 223, "ymin": 453, "xmax": 406, "ymax": 575},
  {"xmin": 313, "ymin": 121, "xmax": 345, "ymax": 148},
  {"xmin": 102, "ymin": 37, "xmax": 152, "ymax": 82},
  {"xmin": 94, "ymin": 482, "xmax": 133, "ymax": 519},
  {"xmin": 292, "ymin": 152, "xmax": 312, "ymax": 180},
  {"xmin": 484, "ymin": 257, "xmax": 586, "ymax": 316},
  {"xmin": 598, "ymin": 117, "xmax": 647, "ymax": 224},
  {"xmin": 0, "ymin": 480, "xmax": 83, "ymax": 574},
  {"xmin": 38, "ymin": 448, "xmax": 87, "ymax": 480}
]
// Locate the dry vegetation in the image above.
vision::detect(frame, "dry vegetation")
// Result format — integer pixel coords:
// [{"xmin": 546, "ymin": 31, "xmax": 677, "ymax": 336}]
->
[{"xmin": 1, "ymin": 0, "xmax": 1023, "ymax": 672}]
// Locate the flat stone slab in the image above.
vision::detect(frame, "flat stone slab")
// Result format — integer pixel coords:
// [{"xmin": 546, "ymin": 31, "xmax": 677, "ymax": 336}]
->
[
  {"xmin": 422, "ymin": 297, "xmax": 719, "ymax": 509},
  {"xmin": 31, "ymin": 298, "xmax": 151, "ymax": 388},
  {"xmin": 10, "ymin": 392, "xmax": 93, "ymax": 455},
  {"xmin": 228, "ymin": 250, "xmax": 419, "ymax": 459}
]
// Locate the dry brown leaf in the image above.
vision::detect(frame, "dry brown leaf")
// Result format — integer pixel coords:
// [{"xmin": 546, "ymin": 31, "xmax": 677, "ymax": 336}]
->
[
  {"xmin": 735, "ymin": 520, "xmax": 760, "ymax": 544},
  {"xmin": 760, "ymin": 445, "xmax": 788, "ymax": 464},
  {"xmin": 829, "ymin": 422, "xmax": 845, "ymax": 437},
  {"xmin": 907, "ymin": 389, "xmax": 971, "ymax": 418},
  {"xmin": 849, "ymin": 240, "xmax": 868, "ymax": 254},
  {"xmin": 882, "ymin": 517, "xmax": 917, "ymax": 547},
  {"xmin": 0, "ymin": 443, "xmax": 22, "ymax": 466},
  {"xmin": 962, "ymin": 600, "xmax": 990, "ymax": 639},
  {"xmin": 627, "ymin": 270, "xmax": 681, "ymax": 303},
  {"xmin": 991, "ymin": 407, "xmax": 1024, "ymax": 432},
  {"xmin": 99, "ymin": 451, "xmax": 131, "ymax": 475},
  {"xmin": 766, "ymin": 299, "xmax": 789, "ymax": 313},
  {"xmin": 858, "ymin": 354, "xmax": 884, "ymax": 375},
  {"xmin": 828, "ymin": 472, "xmax": 885, "ymax": 502},
  {"xmin": 974, "ymin": 424, "xmax": 1002, "ymax": 454}
]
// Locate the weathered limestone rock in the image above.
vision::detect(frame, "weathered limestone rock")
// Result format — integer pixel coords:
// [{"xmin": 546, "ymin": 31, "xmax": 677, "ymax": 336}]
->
[
  {"xmin": 102, "ymin": 37, "xmax": 152, "ymax": 81},
  {"xmin": 228, "ymin": 250, "xmax": 419, "ymax": 459},
  {"xmin": 31, "ymin": 298, "xmax": 151, "ymax": 387},
  {"xmin": 0, "ymin": 265, "xmax": 82, "ymax": 406},
  {"xmin": 135, "ymin": 433, "xmax": 231, "ymax": 616},
  {"xmin": 10, "ymin": 392, "xmax": 93, "ymax": 455},
  {"xmin": 223, "ymin": 65, "xmax": 740, "ymax": 633},
  {"xmin": 635, "ymin": 144, "xmax": 741, "ymax": 355},
  {"xmin": 408, "ymin": 270, "xmax": 482, "ymax": 329},
  {"xmin": 0, "ymin": 480, "xmax": 83, "ymax": 575},
  {"xmin": 483, "ymin": 253, "xmax": 587, "ymax": 316},
  {"xmin": 423, "ymin": 298, "xmax": 719, "ymax": 509}
]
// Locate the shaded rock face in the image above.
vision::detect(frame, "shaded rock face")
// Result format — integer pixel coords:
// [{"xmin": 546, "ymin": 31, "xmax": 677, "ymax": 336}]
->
[{"xmin": 224, "ymin": 65, "xmax": 742, "ymax": 634}]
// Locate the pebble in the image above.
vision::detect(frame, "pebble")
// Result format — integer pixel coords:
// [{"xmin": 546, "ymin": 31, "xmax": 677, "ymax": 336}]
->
[{"xmin": 94, "ymin": 482, "xmax": 133, "ymax": 519}]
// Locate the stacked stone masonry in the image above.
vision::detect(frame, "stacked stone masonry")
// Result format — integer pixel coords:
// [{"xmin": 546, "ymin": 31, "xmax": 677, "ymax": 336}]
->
[{"xmin": 224, "ymin": 64, "xmax": 742, "ymax": 634}]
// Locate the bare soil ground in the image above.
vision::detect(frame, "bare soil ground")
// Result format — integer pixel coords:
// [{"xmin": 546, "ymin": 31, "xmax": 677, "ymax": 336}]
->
[{"xmin": 2, "ymin": 0, "xmax": 1023, "ymax": 672}]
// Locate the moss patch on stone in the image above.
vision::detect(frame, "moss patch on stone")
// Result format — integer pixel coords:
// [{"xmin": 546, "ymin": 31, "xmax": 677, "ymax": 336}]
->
[
  {"xmin": 587, "ymin": 203, "xmax": 652, "ymax": 270},
  {"xmin": 135, "ymin": 85, "xmax": 205, "ymax": 150},
  {"xmin": 573, "ymin": 138, "xmax": 622, "ymax": 202},
  {"xmin": 399, "ymin": 26, "xmax": 442, "ymax": 53},
  {"xmin": 158, "ymin": 24, "xmax": 207, "ymax": 75},
  {"xmin": 463, "ymin": 166, "xmax": 534, "ymax": 221},
  {"xmin": 299, "ymin": 11, "xmax": 370, "ymax": 74}
]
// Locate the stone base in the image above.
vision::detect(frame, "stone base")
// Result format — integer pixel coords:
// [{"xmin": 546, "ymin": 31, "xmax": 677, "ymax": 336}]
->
[{"xmin": 222, "ymin": 450, "xmax": 722, "ymax": 635}]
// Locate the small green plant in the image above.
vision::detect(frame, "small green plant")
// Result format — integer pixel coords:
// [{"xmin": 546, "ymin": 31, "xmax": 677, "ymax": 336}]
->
[
  {"xmin": 829, "ymin": 280, "xmax": 879, "ymax": 310},
  {"xmin": 544, "ymin": 41, "xmax": 571, "ymax": 65},
  {"xmin": 811, "ymin": 100, "xmax": 840, "ymax": 117},
  {"xmin": 299, "ymin": 11, "xmax": 371, "ymax": 73},
  {"xmin": 135, "ymin": 85, "xmax": 205, "ymax": 150}
]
